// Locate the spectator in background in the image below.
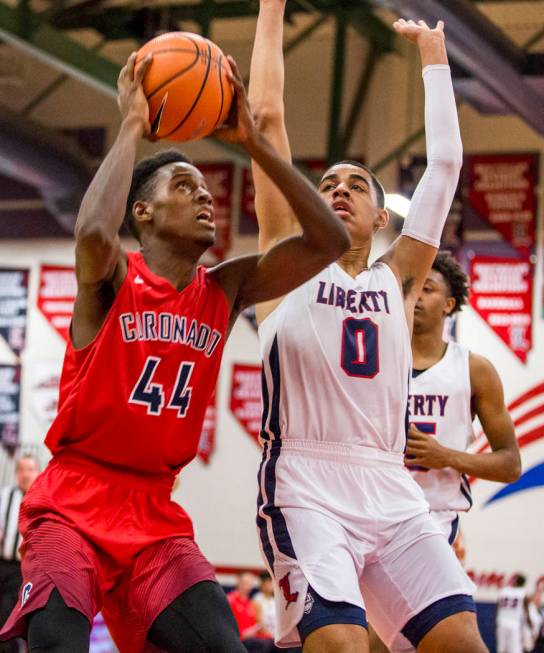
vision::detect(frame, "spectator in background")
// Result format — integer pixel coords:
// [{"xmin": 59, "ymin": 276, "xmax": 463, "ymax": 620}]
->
[
  {"xmin": 253, "ymin": 573, "xmax": 275, "ymax": 642},
  {"xmin": 228, "ymin": 573, "xmax": 269, "ymax": 653},
  {"xmin": 0, "ymin": 454, "xmax": 39, "ymax": 653}
]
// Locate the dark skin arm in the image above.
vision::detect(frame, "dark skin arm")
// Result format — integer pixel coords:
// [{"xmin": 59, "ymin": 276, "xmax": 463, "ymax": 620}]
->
[
  {"xmin": 72, "ymin": 52, "xmax": 153, "ymax": 349},
  {"xmin": 211, "ymin": 58, "xmax": 350, "ymax": 319},
  {"xmin": 405, "ymin": 353, "xmax": 521, "ymax": 483}
]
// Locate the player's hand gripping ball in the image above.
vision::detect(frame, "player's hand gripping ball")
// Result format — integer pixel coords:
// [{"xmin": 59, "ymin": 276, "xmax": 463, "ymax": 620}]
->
[{"xmin": 137, "ymin": 32, "xmax": 234, "ymax": 142}]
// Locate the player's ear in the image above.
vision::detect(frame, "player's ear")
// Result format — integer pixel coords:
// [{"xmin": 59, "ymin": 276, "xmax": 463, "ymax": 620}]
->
[
  {"xmin": 374, "ymin": 208, "xmax": 389, "ymax": 232},
  {"xmin": 132, "ymin": 201, "xmax": 153, "ymax": 226},
  {"xmin": 444, "ymin": 296, "xmax": 456, "ymax": 316}
]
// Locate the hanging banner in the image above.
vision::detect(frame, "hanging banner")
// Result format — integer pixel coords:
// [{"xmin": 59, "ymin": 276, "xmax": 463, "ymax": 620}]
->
[
  {"xmin": 0, "ymin": 268, "xmax": 29, "ymax": 356},
  {"xmin": 197, "ymin": 391, "xmax": 216, "ymax": 464},
  {"xmin": 230, "ymin": 364, "xmax": 262, "ymax": 444},
  {"xmin": 37, "ymin": 265, "xmax": 77, "ymax": 343},
  {"xmin": 465, "ymin": 153, "xmax": 538, "ymax": 253},
  {"xmin": 239, "ymin": 159, "xmax": 330, "ymax": 235},
  {"xmin": 0, "ymin": 365, "xmax": 21, "ymax": 450},
  {"xmin": 29, "ymin": 359, "xmax": 62, "ymax": 428},
  {"xmin": 469, "ymin": 255, "xmax": 533, "ymax": 363},
  {"xmin": 199, "ymin": 163, "xmax": 234, "ymax": 263}
]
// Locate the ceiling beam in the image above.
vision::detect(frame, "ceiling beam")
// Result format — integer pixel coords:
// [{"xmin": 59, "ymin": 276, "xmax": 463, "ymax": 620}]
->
[
  {"xmin": 370, "ymin": 0, "xmax": 544, "ymax": 134},
  {"xmin": 0, "ymin": 2, "xmax": 119, "ymax": 98}
]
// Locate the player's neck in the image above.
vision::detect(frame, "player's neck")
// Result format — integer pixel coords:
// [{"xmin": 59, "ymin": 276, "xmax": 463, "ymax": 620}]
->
[
  {"xmin": 140, "ymin": 237, "xmax": 202, "ymax": 290},
  {"xmin": 337, "ymin": 245, "xmax": 370, "ymax": 278},
  {"xmin": 412, "ymin": 328, "xmax": 447, "ymax": 369}
]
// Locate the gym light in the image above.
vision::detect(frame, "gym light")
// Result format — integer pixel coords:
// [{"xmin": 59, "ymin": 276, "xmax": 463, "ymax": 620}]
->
[{"xmin": 385, "ymin": 194, "xmax": 411, "ymax": 218}]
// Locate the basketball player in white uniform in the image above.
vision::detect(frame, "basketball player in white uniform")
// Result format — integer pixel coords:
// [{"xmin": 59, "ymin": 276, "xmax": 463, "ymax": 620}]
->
[
  {"xmin": 497, "ymin": 575, "xmax": 531, "ymax": 653},
  {"xmin": 378, "ymin": 252, "xmax": 521, "ymax": 653},
  {"xmin": 249, "ymin": 3, "xmax": 488, "ymax": 653},
  {"xmin": 408, "ymin": 252, "xmax": 520, "ymax": 544}
]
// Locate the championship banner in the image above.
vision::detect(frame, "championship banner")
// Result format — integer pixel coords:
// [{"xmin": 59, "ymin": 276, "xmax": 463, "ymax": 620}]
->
[
  {"xmin": 469, "ymin": 255, "xmax": 533, "ymax": 363},
  {"xmin": 37, "ymin": 265, "xmax": 77, "ymax": 343},
  {"xmin": 465, "ymin": 153, "xmax": 538, "ymax": 253},
  {"xmin": 197, "ymin": 392, "xmax": 216, "ymax": 464},
  {"xmin": 230, "ymin": 364, "xmax": 262, "ymax": 444},
  {"xmin": 199, "ymin": 163, "xmax": 234, "ymax": 263},
  {"xmin": 30, "ymin": 359, "xmax": 62, "ymax": 428},
  {"xmin": 0, "ymin": 365, "xmax": 21, "ymax": 449},
  {"xmin": 0, "ymin": 268, "xmax": 29, "ymax": 356}
]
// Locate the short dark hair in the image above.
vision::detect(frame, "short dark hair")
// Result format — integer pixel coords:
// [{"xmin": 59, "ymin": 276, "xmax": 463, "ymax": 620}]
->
[
  {"xmin": 514, "ymin": 574, "xmax": 527, "ymax": 587},
  {"xmin": 124, "ymin": 149, "xmax": 191, "ymax": 241},
  {"xmin": 432, "ymin": 251, "xmax": 469, "ymax": 314},
  {"xmin": 330, "ymin": 160, "xmax": 386, "ymax": 209}
]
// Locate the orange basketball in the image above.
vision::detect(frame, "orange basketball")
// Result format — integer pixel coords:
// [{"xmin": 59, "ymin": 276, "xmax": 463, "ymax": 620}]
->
[{"xmin": 137, "ymin": 32, "xmax": 234, "ymax": 142}]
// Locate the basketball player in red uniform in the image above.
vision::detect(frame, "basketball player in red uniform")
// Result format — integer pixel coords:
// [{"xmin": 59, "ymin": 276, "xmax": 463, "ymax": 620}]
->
[{"xmin": 0, "ymin": 54, "xmax": 350, "ymax": 653}]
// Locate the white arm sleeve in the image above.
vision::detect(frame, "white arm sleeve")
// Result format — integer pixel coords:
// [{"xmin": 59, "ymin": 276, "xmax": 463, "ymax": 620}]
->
[{"xmin": 400, "ymin": 64, "xmax": 463, "ymax": 248}]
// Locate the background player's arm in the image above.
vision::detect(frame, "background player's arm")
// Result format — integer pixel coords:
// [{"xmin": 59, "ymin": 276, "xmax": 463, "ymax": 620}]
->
[
  {"xmin": 212, "ymin": 59, "xmax": 350, "ymax": 316},
  {"xmin": 379, "ymin": 21, "xmax": 462, "ymax": 317},
  {"xmin": 72, "ymin": 53, "xmax": 152, "ymax": 349},
  {"xmin": 248, "ymin": 0, "xmax": 300, "ymax": 322},
  {"xmin": 405, "ymin": 354, "xmax": 521, "ymax": 483}
]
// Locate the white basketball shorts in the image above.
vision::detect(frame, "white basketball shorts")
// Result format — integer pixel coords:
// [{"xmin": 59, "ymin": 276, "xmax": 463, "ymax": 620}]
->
[{"xmin": 256, "ymin": 440, "xmax": 476, "ymax": 649}]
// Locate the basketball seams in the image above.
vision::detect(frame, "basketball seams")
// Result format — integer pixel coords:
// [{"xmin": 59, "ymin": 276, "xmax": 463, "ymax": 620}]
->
[
  {"xmin": 164, "ymin": 39, "xmax": 214, "ymax": 139},
  {"xmin": 213, "ymin": 54, "xmax": 225, "ymax": 131}
]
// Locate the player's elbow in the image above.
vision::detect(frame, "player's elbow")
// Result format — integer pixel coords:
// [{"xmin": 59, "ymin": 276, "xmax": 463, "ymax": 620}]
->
[
  {"xmin": 500, "ymin": 450, "xmax": 522, "ymax": 483},
  {"xmin": 251, "ymin": 102, "xmax": 285, "ymax": 135},
  {"xmin": 428, "ymin": 140, "xmax": 463, "ymax": 174}
]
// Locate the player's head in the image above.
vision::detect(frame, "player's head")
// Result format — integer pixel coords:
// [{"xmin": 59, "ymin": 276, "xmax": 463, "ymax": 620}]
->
[
  {"xmin": 259, "ymin": 571, "xmax": 273, "ymax": 597},
  {"xmin": 236, "ymin": 572, "xmax": 256, "ymax": 597},
  {"xmin": 513, "ymin": 574, "xmax": 527, "ymax": 587},
  {"xmin": 318, "ymin": 160, "xmax": 388, "ymax": 246},
  {"xmin": 413, "ymin": 251, "xmax": 469, "ymax": 334},
  {"xmin": 15, "ymin": 454, "xmax": 39, "ymax": 493},
  {"xmin": 124, "ymin": 150, "xmax": 215, "ymax": 249}
]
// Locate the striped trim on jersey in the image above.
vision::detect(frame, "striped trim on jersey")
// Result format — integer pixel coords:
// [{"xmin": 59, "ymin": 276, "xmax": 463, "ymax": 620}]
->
[
  {"xmin": 257, "ymin": 336, "xmax": 297, "ymax": 569},
  {"xmin": 0, "ymin": 486, "xmax": 22, "ymax": 561},
  {"xmin": 460, "ymin": 473, "xmax": 473, "ymax": 508}
]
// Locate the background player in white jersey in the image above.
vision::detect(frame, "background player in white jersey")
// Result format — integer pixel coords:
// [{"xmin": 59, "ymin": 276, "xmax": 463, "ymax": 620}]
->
[
  {"xmin": 249, "ymin": 3, "xmax": 486, "ymax": 653},
  {"xmin": 497, "ymin": 575, "xmax": 532, "ymax": 653},
  {"xmin": 407, "ymin": 251, "xmax": 520, "ymax": 543}
]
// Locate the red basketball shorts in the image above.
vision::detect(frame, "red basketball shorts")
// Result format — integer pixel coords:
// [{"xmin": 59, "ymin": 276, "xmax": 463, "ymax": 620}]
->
[{"xmin": 0, "ymin": 451, "xmax": 216, "ymax": 653}]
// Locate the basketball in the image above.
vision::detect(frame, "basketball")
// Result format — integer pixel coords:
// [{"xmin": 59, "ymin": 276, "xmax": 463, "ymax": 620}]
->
[{"xmin": 137, "ymin": 32, "xmax": 234, "ymax": 142}]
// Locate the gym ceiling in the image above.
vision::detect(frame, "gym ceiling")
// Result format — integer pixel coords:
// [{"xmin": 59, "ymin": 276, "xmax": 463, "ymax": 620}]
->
[{"xmin": 0, "ymin": 0, "xmax": 543, "ymax": 238}]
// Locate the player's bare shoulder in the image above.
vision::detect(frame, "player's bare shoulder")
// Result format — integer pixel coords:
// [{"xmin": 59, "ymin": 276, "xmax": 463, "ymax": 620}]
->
[
  {"xmin": 72, "ymin": 249, "xmax": 129, "ymax": 349},
  {"xmin": 468, "ymin": 351, "xmax": 502, "ymax": 398}
]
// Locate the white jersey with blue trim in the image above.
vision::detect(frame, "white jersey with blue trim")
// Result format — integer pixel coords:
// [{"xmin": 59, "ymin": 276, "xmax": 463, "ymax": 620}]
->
[
  {"xmin": 258, "ymin": 261, "xmax": 411, "ymax": 453},
  {"xmin": 408, "ymin": 342, "xmax": 475, "ymax": 511}
]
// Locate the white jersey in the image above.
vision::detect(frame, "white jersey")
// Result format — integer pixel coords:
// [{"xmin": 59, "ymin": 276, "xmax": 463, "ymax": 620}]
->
[
  {"xmin": 497, "ymin": 587, "xmax": 527, "ymax": 626},
  {"xmin": 409, "ymin": 342, "xmax": 475, "ymax": 511},
  {"xmin": 259, "ymin": 262, "xmax": 411, "ymax": 452}
]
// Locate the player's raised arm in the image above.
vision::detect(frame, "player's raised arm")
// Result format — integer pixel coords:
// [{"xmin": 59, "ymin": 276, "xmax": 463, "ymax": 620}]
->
[
  {"xmin": 380, "ymin": 20, "xmax": 462, "ymax": 305},
  {"xmin": 211, "ymin": 59, "xmax": 350, "ymax": 313},
  {"xmin": 405, "ymin": 354, "xmax": 521, "ymax": 483},
  {"xmin": 248, "ymin": 0, "xmax": 298, "ymax": 253},
  {"xmin": 74, "ymin": 52, "xmax": 152, "ymax": 286}
]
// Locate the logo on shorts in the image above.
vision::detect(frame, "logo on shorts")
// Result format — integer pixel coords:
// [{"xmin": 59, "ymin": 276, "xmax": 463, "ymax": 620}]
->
[
  {"xmin": 304, "ymin": 590, "xmax": 314, "ymax": 615},
  {"xmin": 21, "ymin": 582, "xmax": 32, "ymax": 607},
  {"xmin": 278, "ymin": 572, "xmax": 299, "ymax": 609}
]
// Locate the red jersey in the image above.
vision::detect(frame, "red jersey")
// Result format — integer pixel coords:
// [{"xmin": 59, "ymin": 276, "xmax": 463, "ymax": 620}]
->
[{"xmin": 45, "ymin": 251, "xmax": 229, "ymax": 479}]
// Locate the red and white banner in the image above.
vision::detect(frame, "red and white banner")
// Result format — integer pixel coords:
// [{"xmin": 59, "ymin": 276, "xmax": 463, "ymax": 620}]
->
[
  {"xmin": 197, "ymin": 392, "xmax": 216, "ymax": 464},
  {"xmin": 230, "ymin": 364, "xmax": 262, "ymax": 445},
  {"xmin": 465, "ymin": 153, "xmax": 538, "ymax": 253},
  {"xmin": 199, "ymin": 163, "xmax": 234, "ymax": 263},
  {"xmin": 239, "ymin": 159, "xmax": 330, "ymax": 235},
  {"xmin": 37, "ymin": 265, "xmax": 77, "ymax": 343},
  {"xmin": 469, "ymin": 255, "xmax": 533, "ymax": 363}
]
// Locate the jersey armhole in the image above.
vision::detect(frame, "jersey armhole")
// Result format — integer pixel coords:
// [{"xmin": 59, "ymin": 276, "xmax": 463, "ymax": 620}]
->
[
  {"xmin": 69, "ymin": 252, "xmax": 135, "ymax": 359},
  {"xmin": 203, "ymin": 266, "xmax": 231, "ymax": 324}
]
